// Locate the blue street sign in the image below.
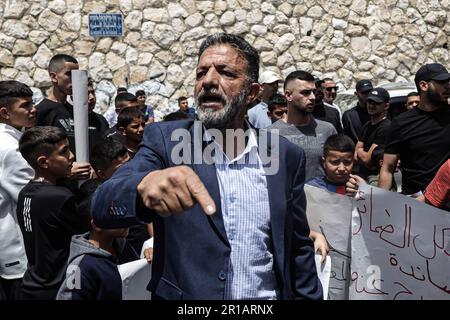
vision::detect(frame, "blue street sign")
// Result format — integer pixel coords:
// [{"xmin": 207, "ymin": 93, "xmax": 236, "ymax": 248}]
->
[{"xmin": 88, "ymin": 13, "xmax": 123, "ymax": 37}]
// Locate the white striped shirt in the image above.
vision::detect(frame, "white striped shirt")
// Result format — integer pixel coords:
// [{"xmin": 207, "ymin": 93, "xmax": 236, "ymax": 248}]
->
[{"xmin": 205, "ymin": 127, "xmax": 279, "ymax": 299}]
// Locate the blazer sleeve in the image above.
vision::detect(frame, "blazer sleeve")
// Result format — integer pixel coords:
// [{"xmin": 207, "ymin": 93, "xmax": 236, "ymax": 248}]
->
[
  {"xmin": 290, "ymin": 148, "xmax": 323, "ymax": 300},
  {"xmin": 91, "ymin": 123, "xmax": 167, "ymax": 229}
]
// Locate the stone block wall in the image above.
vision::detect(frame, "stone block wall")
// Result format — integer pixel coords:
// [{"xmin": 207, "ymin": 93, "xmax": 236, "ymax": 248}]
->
[{"xmin": 0, "ymin": 0, "xmax": 448, "ymax": 116}]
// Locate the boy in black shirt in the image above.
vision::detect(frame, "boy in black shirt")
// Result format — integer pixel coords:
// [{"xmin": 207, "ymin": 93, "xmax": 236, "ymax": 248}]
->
[{"xmin": 16, "ymin": 126, "xmax": 90, "ymax": 299}]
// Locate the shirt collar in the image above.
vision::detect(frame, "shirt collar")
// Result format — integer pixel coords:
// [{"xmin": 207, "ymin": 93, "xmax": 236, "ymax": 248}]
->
[{"xmin": 203, "ymin": 120, "xmax": 259, "ymax": 164}]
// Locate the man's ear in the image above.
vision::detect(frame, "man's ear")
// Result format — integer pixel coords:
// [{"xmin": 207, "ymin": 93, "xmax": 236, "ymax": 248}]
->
[
  {"xmin": 418, "ymin": 80, "xmax": 428, "ymax": 92},
  {"xmin": 321, "ymin": 156, "xmax": 325, "ymax": 166},
  {"xmin": 245, "ymin": 82, "xmax": 261, "ymax": 105},
  {"xmin": 49, "ymin": 71, "xmax": 58, "ymax": 85},
  {"xmin": 118, "ymin": 126, "xmax": 126, "ymax": 135},
  {"xmin": 0, "ymin": 106, "xmax": 10, "ymax": 120},
  {"xmin": 284, "ymin": 90, "xmax": 292, "ymax": 103},
  {"xmin": 385, "ymin": 102, "xmax": 390, "ymax": 111},
  {"xmin": 36, "ymin": 155, "xmax": 49, "ymax": 169}
]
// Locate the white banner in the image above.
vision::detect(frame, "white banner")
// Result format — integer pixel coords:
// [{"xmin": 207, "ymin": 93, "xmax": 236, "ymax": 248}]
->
[
  {"xmin": 118, "ymin": 259, "xmax": 152, "ymax": 300},
  {"xmin": 350, "ymin": 184, "xmax": 450, "ymax": 300},
  {"xmin": 305, "ymin": 185, "xmax": 353, "ymax": 300}
]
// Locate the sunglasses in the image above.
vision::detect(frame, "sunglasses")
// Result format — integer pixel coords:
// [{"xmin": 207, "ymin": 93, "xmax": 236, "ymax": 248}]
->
[
  {"xmin": 324, "ymin": 86, "xmax": 338, "ymax": 92},
  {"xmin": 299, "ymin": 89, "xmax": 317, "ymax": 96}
]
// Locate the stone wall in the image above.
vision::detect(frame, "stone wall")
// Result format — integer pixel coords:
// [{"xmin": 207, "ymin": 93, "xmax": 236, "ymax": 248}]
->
[{"xmin": 0, "ymin": 0, "xmax": 448, "ymax": 116}]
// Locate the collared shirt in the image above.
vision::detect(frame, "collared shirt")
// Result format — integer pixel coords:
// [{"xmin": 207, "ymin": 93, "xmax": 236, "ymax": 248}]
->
[
  {"xmin": 204, "ymin": 125, "xmax": 279, "ymax": 299},
  {"xmin": 248, "ymin": 102, "xmax": 272, "ymax": 129}
]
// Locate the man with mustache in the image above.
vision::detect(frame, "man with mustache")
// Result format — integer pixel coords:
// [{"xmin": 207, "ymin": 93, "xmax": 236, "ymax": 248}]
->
[
  {"xmin": 379, "ymin": 63, "xmax": 450, "ymax": 196},
  {"xmin": 91, "ymin": 33, "xmax": 322, "ymax": 300}
]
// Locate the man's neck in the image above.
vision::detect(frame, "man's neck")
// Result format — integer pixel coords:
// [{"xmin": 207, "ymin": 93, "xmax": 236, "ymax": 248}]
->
[
  {"xmin": 371, "ymin": 113, "xmax": 386, "ymax": 125},
  {"xmin": 208, "ymin": 118, "xmax": 247, "ymax": 161},
  {"xmin": 48, "ymin": 87, "xmax": 67, "ymax": 104},
  {"xmin": 418, "ymin": 97, "xmax": 442, "ymax": 112},
  {"xmin": 88, "ymin": 233, "xmax": 115, "ymax": 256},
  {"xmin": 33, "ymin": 172, "xmax": 57, "ymax": 185},
  {"xmin": 125, "ymin": 140, "xmax": 139, "ymax": 152},
  {"xmin": 287, "ymin": 105, "xmax": 311, "ymax": 127}
]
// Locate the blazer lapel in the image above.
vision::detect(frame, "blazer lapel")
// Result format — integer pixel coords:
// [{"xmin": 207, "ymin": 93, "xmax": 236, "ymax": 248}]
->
[
  {"xmin": 189, "ymin": 123, "xmax": 230, "ymax": 246},
  {"xmin": 259, "ymin": 129, "xmax": 286, "ymax": 277}
]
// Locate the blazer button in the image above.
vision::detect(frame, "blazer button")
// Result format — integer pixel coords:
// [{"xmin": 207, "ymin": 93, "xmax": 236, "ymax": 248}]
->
[{"xmin": 218, "ymin": 271, "xmax": 227, "ymax": 281}]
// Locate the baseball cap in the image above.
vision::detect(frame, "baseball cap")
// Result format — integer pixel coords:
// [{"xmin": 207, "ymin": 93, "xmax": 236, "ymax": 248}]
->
[
  {"xmin": 414, "ymin": 63, "xmax": 450, "ymax": 83},
  {"xmin": 355, "ymin": 79, "xmax": 373, "ymax": 93},
  {"xmin": 367, "ymin": 87, "xmax": 390, "ymax": 103},
  {"xmin": 259, "ymin": 70, "xmax": 281, "ymax": 84}
]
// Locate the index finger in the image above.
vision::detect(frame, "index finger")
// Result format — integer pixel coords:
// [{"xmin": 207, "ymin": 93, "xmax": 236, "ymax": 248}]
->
[{"xmin": 185, "ymin": 171, "xmax": 216, "ymax": 215}]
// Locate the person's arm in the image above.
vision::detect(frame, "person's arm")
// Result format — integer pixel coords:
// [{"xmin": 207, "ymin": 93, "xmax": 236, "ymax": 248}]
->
[
  {"xmin": 56, "ymin": 260, "xmax": 97, "ymax": 300},
  {"xmin": 2, "ymin": 149, "xmax": 34, "ymax": 203},
  {"xmin": 309, "ymin": 230, "xmax": 329, "ymax": 263},
  {"xmin": 291, "ymin": 148, "xmax": 323, "ymax": 300},
  {"xmin": 356, "ymin": 142, "xmax": 379, "ymax": 168},
  {"xmin": 378, "ymin": 153, "xmax": 399, "ymax": 190},
  {"xmin": 422, "ymin": 160, "xmax": 450, "ymax": 208}
]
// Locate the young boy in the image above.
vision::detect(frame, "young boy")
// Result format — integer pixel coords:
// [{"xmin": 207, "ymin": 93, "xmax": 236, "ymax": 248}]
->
[
  {"xmin": 266, "ymin": 93, "xmax": 287, "ymax": 123},
  {"xmin": 17, "ymin": 126, "xmax": 91, "ymax": 299},
  {"xmin": 307, "ymin": 134, "xmax": 357, "ymax": 195},
  {"xmin": 56, "ymin": 138, "xmax": 142, "ymax": 300},
  {"xmin": 0, "ymin": 80, "xmax": 36, "ymax": 300},
  {"xmin": 135, "ymin": 90, "xmax": 155, "ymax": 124},
  {"xmin": 56, "ymin": 222, "xmax": 138, "ymax": 300},
  {"xmin": 117, "ymin": 107, "xmax": 146, "ymax": 159},
  {"xmin": 103, "ymin": 92, "xmax": 139, "ymax": 144}
]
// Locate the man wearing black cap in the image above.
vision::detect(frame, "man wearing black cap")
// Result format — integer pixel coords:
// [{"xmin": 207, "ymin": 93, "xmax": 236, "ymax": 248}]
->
[
  {"xmin": 355, "ymin": 87, "xmax": 391, "ymax": 180},
  {"xmin": 342, "ymin": 79, "xmax": 373, "ymax": 144},
  {"xmin": 379, "ymin": 63, "xmax": 450, "ymax": 195}
]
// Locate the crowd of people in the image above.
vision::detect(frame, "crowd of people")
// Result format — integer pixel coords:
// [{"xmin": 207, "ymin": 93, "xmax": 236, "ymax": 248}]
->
[{"xmin": 0, "ymin": 32, "xmax": 448, "ymax": 301}]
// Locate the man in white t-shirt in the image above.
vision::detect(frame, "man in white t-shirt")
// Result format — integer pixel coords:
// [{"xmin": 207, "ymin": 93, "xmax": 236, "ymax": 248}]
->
[{"xmin": 0, "ymin": 80, "xmax": 36, "ymax": 300}]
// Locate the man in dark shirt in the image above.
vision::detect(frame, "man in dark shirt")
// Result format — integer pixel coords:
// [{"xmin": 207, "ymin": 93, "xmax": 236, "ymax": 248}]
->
[
  {"xmin": 46, "ymin": 78, "xmax": 109, "ymax": 155},
  {"xmin": 342, "ymin": 79, "xmax": 373, "ymax": 143},
  {"xmin": 313, "ymin": 78, "xmax": 343, "ymax": 133},
  {"xmin": 379, "ymin": 63, "xmax": 450, "ymax": 195},
  {"xmin": 355, "ymin": 87, "xmax": 391, "ymax": 179},
  {"xmin": 34, "ymin": 54, "xmax": 92, "ymax": 182},
  {"xmin": 36, "ymin": 54, "xmax": 79, "ymax": 127},
  {"xmin": 178, "ymin": 96, "xmax": 196, "ymax": 118}
]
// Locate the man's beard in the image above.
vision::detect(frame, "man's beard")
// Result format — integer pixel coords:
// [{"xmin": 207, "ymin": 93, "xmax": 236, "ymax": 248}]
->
[
  {"xmin": 426, "ymin": 86, "xmax": 450, "ymax": 109},
  {"xmin": 196, "ymin": 87, "xmax": 248, "ymax": 129}
]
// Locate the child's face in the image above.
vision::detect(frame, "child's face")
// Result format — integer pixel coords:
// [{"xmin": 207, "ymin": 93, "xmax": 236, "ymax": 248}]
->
[
  {"xmin": 322, "ymin": 150, "xmax": 354, "ymax": 184},
  {"xmin": 125, "ymin": 117, "xmax": 145, "ymax": 143},
  {"xmin": 45, "ymin": 138, "xmax": 75, "ymax": 178},
  {"xmin": 267, "ymin": 104, "xmax": 287, "ymax": 123},
  {"xmin": 0, "ymin": 96, "xmax": 36, "ymax": 129}
]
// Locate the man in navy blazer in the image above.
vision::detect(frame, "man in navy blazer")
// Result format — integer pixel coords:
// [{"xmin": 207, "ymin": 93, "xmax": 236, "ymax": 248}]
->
[{"xmin": 91, "ymin": 33, "xmax": 322, "ymax": 300}]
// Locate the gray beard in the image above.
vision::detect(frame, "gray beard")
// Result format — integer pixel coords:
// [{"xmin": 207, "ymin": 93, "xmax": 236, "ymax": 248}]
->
[{"xmin": 196, "ymin": 88, "xmax": 248, "ymax": 129}]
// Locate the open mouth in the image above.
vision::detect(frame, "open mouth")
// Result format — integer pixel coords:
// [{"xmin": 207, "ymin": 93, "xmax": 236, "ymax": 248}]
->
[{"xmin": 198, "ymin": 94, "xmax": 226, "ymax": 109}]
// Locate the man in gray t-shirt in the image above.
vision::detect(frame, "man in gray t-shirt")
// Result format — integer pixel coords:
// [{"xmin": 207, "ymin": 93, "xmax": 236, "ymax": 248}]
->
[
  {"xmin": 267, "ymin": 70, "xmax": 337, "ymax": 180},
  {"xmin": 269, "ymin": 118, "xmax": 336, "ymax": 180}
]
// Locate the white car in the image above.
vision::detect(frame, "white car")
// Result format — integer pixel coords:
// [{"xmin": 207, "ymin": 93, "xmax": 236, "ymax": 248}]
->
[{"xmin": 334, "ymin": 82, "xmax": 418, "ymax": 118}]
